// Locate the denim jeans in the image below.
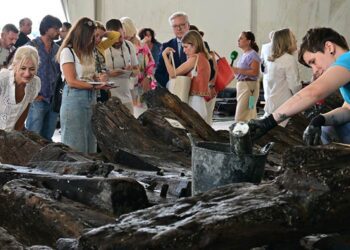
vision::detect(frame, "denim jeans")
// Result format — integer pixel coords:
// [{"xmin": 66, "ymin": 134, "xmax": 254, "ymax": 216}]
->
[
  {"xmin": 60, "ymin": 85, "xmax": 97, "ymax": 154},
  {"xmin": 321, "ymin": 122, "xmax": 350, "ymax": 144},
  {"xmin": 26, "ymin": 100, "xmax": 58, "ymax": 141}
]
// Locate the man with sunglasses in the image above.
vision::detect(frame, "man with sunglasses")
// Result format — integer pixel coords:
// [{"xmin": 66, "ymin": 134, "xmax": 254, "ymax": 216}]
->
[{"xmin": 155, "ymin": 11, "xmax": 189, "ymax": 88}]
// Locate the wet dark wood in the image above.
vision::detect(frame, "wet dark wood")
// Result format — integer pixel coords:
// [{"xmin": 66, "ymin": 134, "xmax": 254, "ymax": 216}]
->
[
  {"xmin": 0, "ymin": 129, "xmax": 96, "ymax": 167},
  {"xmin": 142, "ymin": 87, "xmax": 225, "ymax": 142},
  {"xmin": 61, "ymin": 144, "xmax": 350, "ymax": 250},
  {"xmin": 0, "ymin": 91, "xmax": 348, "ymax": 249},
  {"xmin": 254, "ymin": 113, "xmax": 309, "ymax": 166},
  {"xmin": 29, "ymin": 143, "xmax": 95, "ymax": 163},
  {"xmin": 27, "ymin": 160, "xmax": 114, "ymax": 177},
  {"xmin": 0, "ymin": 227, "xmax": 53, "ymax": 249},
  {"xmin": 0, "ymin": 178, "xmax": 115, "ymax": 247},
  {"xmin": 255, "ymin": 113, "xmax": 308, "ymax": 153},
  {"xmin": 0, "ymin": 130, "xmax": 48, "ymax": 166},
  {"xmin": 138, "ymin": 107, "xmax": 193, "ymax": 153},
  {"xmin": 92, "ymin": 97, "xmax": 191, "ymax": 171},
  {"xmin": 0, "ymin": 164, "xmax": 149, "ymax": 216},
  {"xmin": 306, "ymin": 232, "xmax": 350, "ymax": 250},
  {"xmin": 0, "ymin": 226, "xmax": 26, "ymax": 249},
  {"xmin": 110, "ymin": 168, "xmax": 191, "ymax": 200}
]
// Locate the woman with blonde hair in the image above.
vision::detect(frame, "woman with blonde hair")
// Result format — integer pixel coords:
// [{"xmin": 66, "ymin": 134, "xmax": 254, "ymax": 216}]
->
[
  {"xmin": 264, "ymin": 28, "xmax": 301, "ymax": 126},
  {"xmin": 162, "ymin": 30, "xmax": 210, "ymax": 119},
  {"xmin": 0, "ymin": 45, "xmax": 41, "ymax": 131},
  {"xmin": 120, "ymin": 17, "xmax": 155, "ymax": 106},
  {"xmin": 57, "ymin": 17, "xmax": 111, "ymax": 153}
]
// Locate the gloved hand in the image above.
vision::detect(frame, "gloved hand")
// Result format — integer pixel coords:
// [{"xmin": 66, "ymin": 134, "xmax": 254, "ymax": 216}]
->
[
  {"xmin": 303, "ymin": 114, "xmax": 325, "ymax": 146},
  {"xmin": 247, "ymin": 114, "xmax": 278, "ymax": 141}
]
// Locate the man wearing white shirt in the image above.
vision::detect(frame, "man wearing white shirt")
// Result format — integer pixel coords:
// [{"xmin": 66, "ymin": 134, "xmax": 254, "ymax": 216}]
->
[
  {"xmin": 105, "ymin": 19, "xmax": 139, "ymax": 114},
  {"xmin": 0, "ymin": 24, "xmax": 19, "ymax": 68}
]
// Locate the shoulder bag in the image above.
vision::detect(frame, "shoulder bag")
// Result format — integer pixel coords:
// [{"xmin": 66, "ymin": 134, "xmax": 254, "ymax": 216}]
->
[
  {"xmin": 214, "ymin": 51, "xmax": 235, "ymax": 93},
  {"xmin": 167, "ymin": 52, "xmax": 194, "ymax": 103},
  {"xmin": 52, "ymin": 47, "xmax": 75, "ymax": 113}
]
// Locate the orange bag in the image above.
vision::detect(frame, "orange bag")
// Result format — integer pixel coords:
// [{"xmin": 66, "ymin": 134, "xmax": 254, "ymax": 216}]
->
[{"xmin": 214, "ymin": 52, "xmax": 235, "ymax": 92}]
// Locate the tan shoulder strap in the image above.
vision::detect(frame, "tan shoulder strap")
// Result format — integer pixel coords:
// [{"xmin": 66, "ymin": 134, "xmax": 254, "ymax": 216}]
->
[{"xmin": 169, "ymin": 51, "xmax": 177, "ymax": 77}]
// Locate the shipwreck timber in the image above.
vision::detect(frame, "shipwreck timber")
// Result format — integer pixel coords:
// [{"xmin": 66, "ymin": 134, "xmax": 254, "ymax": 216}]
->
[{"xmin": 0, "ymin": 89, "xmax": 349, "ymax": 249}]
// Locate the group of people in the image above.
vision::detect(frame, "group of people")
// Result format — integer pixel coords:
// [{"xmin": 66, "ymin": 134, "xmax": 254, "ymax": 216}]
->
[
  {"xmin": 1, "ymin": 11, "xmax": 350, "ymax": 154},
  {"xmin": 250, "ymin": 27, "xmax": 350, "ymax": 146},
  {"xmin": 232, "ymin": 26, "xmax": 350, "ymax": 147}
]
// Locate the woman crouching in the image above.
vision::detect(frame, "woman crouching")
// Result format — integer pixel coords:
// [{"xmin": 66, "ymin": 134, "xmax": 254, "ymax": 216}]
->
[{"xmin": 0, "ymin": 46, "xmax": 40, "ymax": 131}]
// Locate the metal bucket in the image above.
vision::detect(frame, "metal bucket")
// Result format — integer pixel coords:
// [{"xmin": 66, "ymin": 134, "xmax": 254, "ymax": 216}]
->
[{"xmin": 190, "ymin": 140, "xmax": 273, "ymax": 195}]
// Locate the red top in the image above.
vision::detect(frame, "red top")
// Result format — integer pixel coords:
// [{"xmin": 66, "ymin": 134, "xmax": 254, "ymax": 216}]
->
[{"xmin": 189, "ymin": 53, "xmax": 210, "ymax": 96}]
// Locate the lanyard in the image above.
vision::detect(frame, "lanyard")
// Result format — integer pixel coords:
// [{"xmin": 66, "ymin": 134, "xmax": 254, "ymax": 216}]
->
[{"xmin": 109, "ymin": 46, "xmax": 128, "ymax": 69}]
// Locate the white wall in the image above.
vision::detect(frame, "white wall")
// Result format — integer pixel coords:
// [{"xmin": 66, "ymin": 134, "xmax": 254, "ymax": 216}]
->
[
  {"xmin": 255, "ymin": 0, "xmax": 350, "ymax": 81},
  {"xmin": 98, "ymin": 0, "xmax": 250, "ymax": 61},
  {"xmin": 62, "ymin": 0, "xmax": 95, "ymax": 23},
  {"xmin": 65, "ymin": 0, "xmax": 350, "ymax": 82}
]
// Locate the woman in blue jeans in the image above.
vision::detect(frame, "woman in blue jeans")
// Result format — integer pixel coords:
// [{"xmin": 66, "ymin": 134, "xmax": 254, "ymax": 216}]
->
[{"xmin": 56, "ymin": 17, "xmax": 111, "ymax": 153}]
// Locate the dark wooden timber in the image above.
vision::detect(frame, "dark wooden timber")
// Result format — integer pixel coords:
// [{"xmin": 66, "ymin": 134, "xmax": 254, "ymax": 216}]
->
[
  {"xmin": 0, "ymin": 164, "xmax": 149, "ymax": 216},
  {"xmin": 0, "ymin": 129, "xmax": 48, "ymax": 166},
  {"xmin": 92, "ymin": 97, "xmax": 191, "ymax": 171},
  {"xmin": 59, "ymin": 144, "xmax": 350, "ymax": 250},
  {"xmin": 142, "ymin": 87, "xmax": 225, "ymax": 142},
  {"xmin": 0, "ymin": 178, "xmax": 115, "ymax": 247}
]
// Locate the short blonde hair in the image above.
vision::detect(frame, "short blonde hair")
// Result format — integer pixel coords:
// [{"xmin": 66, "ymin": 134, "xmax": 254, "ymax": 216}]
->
[
  {"xmin": 120, "ymin": 17, "xmax": 137, "ymax": 38},
  {"xmin": 11, "ymin": 45, "xmax": 39, "ymax": 73}
]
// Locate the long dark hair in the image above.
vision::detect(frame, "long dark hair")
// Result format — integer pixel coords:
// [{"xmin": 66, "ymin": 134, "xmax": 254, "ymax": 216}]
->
[
  {"xmin": 243, "ymin": 31, "xmax": 259, "ymax": 53},
  {"xmin": 138, "ymin": 28, "xmax": 157, "ymax": 44}
]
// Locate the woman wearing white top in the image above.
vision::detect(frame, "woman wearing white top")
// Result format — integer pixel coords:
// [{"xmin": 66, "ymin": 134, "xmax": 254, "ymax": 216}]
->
[
  {"xmin": 57, "ymin": 17, "xmax": 111, "ymax": 153},
  {"xmin": 0, "ymin": 46, "xmax": 40, "ymax": 131},
  {"xmin": 264, "ymin": 28, "xmax": 301, "ymax": 126}
]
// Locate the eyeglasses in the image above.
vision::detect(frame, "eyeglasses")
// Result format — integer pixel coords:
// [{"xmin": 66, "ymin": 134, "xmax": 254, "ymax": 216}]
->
[{"xmin": 172, "ymin": 23, "xmax": 187, "ymax": 30}]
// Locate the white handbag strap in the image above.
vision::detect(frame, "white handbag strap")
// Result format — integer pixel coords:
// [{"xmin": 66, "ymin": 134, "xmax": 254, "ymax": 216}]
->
[
  {"xmin": 169, "ymin": 51, "xmax": 177, "ymax": 77},
  {"xmin": 194, "ymin": 54, "xmax": 199, "ymax": 71}
]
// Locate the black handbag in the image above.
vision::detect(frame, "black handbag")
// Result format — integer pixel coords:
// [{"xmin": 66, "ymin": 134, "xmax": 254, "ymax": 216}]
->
[
  {"xmin": 52, "ymin": 74, "xmax": 65, "ymax": 113},
  {"xmin": 51, "ymin": 47, "xmax": 75, "ymax": 113}
]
